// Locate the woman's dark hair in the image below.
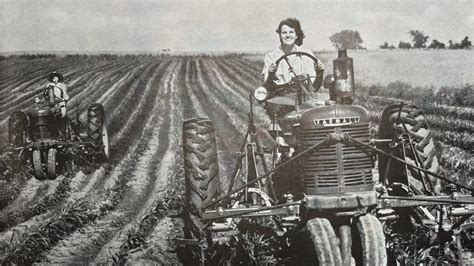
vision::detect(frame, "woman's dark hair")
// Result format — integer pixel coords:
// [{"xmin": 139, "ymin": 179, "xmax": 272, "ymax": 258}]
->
[{"xmin": 276, "ymin": 18, "xmax": 305, "ymax": 46}]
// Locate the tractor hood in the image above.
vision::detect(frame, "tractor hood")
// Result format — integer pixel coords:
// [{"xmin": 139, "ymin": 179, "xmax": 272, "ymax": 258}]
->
[{"xmin": 300, "ymin": 105, "xmax": 370, "ymax": 130}]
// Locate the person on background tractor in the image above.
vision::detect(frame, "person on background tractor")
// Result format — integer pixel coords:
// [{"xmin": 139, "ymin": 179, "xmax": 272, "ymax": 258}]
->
[
  {"xmin": 261, "ymin": 18, "xmax": 325, "ymax": 144},
  {"xmin": 44, "ymin": 71, "xmax": 69, "ymax": 117}
]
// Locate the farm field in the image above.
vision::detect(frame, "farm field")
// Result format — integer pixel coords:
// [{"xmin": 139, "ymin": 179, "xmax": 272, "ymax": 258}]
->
[{"xmin": 0, "ymin": 50, "xmax": 472, "ymax": 264}]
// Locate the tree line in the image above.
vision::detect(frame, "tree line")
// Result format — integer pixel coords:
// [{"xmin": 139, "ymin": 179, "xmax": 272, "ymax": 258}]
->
[
  {"xmin": 329, "ymin": 30, "xmax": 471, "ymax": 50},
  {"xmin": 381, "ymin": 30, "xmax": 471, "ymax": 50}
]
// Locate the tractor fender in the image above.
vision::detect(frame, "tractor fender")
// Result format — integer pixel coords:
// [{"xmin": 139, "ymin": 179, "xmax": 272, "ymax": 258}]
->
[{"xmin": 10, "ymin": 111, "xmax": 30, "ymax": 126}]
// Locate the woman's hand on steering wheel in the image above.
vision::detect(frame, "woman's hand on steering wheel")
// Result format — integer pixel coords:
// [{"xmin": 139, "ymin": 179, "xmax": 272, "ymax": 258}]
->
[
  {"xmin": 314, "ymin": 60, "xmax": 325, "ymax": 72},
  {"xmin": 268, "ymin": 63, "xmax": 277, "ymax": 73}
]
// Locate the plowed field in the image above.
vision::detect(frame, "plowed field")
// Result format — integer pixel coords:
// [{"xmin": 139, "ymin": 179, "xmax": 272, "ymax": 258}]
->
[{"xmin": 0, "ymin": 53, "xmax": 472, "ymax": 264}]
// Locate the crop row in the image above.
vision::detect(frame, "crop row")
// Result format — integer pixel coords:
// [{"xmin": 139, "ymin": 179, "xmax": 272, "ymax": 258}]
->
[
  {"xmin": 359, "ymin": 81, "xmax": 474, "ymax": 108},
  {"xmin": 358, "ymin": 90, "xmax": 474, "ymax": 121},
  {"xmin": 437, "ymin": 143, "xmax": 473, "ymax": 191}
]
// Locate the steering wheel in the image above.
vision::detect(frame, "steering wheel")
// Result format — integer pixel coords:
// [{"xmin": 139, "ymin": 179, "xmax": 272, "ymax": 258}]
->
[
  {"xmin": 270, "ymin": 51, "xmax": 322, "ymax": 98},
  {"xmin": 44, "ymin": 85, "xmax": 64, "ymax": 103}
]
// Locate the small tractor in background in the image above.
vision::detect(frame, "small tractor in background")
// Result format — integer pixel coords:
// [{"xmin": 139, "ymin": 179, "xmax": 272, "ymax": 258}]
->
[
  {"xmin": 5, "ymin": 84, "xmax": 109, "ymax": 180},
  {"xmin": 178, "ymin": 50, "xmax": 474, "ymax": 265}
]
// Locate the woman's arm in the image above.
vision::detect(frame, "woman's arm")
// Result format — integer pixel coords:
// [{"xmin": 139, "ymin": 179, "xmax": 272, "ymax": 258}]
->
[
  {"xmin": 312, "ymin": 60, "xmax": 325, "ymax": 91},
  {"xmin": 60, "ymin": 83, "xmax": 70, "ymax": 101},
  {"xmin": 262, "ymin": 53, "xmax": 278, "ymax": 84}
]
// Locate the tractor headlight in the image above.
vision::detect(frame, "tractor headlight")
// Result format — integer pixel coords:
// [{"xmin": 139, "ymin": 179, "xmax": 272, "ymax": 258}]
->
[
  {"xmin": 253, "ymin": 87, "xmax": 268, "ymax": 101},
  {"xmin": 323, "ymin": 74, "xmax": 334, "ymax": 89}
]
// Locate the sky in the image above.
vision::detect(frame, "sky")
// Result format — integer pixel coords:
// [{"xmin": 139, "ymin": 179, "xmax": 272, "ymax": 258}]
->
[{"xmin": 1, "ymin": 0, "xmax": 473, "ymax": 53}]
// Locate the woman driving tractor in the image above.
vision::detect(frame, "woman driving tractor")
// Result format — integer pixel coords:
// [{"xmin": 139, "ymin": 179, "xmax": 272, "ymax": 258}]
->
[
  {"xmin": 262, "ymin": 18, "xmax": 324, "ymax": 87},
  {"xmin": 44, "ymin": 71, "xmax": 69, "ymax": 117},
  {"xmin": 261, "ymin": 18, "xmax": 325, "ymax": 143}
]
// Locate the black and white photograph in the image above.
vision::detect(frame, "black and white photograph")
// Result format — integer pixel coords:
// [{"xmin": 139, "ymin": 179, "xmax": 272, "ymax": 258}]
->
[{"xmin": 0, "ymin": 0, "xmax": 473, "ymax": 264}]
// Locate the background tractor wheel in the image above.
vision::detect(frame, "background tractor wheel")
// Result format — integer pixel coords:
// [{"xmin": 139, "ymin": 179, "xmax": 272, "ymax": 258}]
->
[
  {"xmin": 33, "ymin": 150, "xmax": 46, "ymax": 180},
  {"xmin": 47, "ymin": 148, "xmax": 57, "ymax": 180},
  {"xmin": 8, "ymin": 111, "xmax": 28, "ymax": 147},
  {"xmin": 306, "ymin": 218, "xmax": 342, "ymax": 265},
  {"xmin": 87, "ymin": 103, "xmax": 109, "ymax": 161},
  {"xmin": 353, "ymin": 214, "xmax": 387, "ymax": 266},
  {"xmin": 378, "ymin": 104, "xmax": 442, "ymax": 194},
  {"xmin": 182, "ymin": 118, "xmax": 220, "ymax": 262}
]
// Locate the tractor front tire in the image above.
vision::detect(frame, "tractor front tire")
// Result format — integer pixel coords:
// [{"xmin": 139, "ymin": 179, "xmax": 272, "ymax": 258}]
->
[
  {"xmin": 33, "ymin": 150, "xmax": 46, "ymax": 180},
  {"xmin": 378, "ymin": 104, "xmax": 442, "ymax": 194},
  {"xmin": 47, "ymin": 148, "xmax": 57, "ymax": 180},
  {"xmin": 306, "ymin": 218, "xmax": 342, "ymax": 265},
  {"xmin": 87, "ymin": 104, "xmax": 109, "ymax": 161},
  {"xmin": 182, "ymin": 118, "xmax": 220, "ymax": 262},
  {"xmin": 353, "ymin": 214, "xmax": 387, "ymax": 266}
]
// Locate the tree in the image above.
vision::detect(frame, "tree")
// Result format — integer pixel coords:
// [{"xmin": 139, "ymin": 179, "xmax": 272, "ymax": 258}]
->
[
  {"xmin": 329, "ymin": 30, "xmax": 365, "ymax": 50},
  {"xmin": 448, "ymin": 37, "xmax": 472, "ymax": 49},
  {"xmin": 380, "ymin": 42, "xmax": 395, "ymax": 49},
  {"xmin": 460, "ymin": 36, "xmax": 472, "ymax": 49},
  {"xmin": 398, "ymin": 41, "xmax": 412, "ymax": 49},
  {"xmin": 448, "ymin": 40, "xmax": 457, "ymax": 49},
  {"xmin": 409, "ymin": 30, "xmax": 429, "ymax": 48},
  {"xmin": 428, "ymin": 39, "xmax": 445, "ymax": 49}
]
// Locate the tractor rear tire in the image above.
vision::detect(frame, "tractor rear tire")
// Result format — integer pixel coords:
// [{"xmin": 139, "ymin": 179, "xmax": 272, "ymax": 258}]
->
[
  {"xmin": 306, "ymin": 218, "xmax": 342, "ymax": 265},
  {"xmin": 353, "ymin": 214, "xmax": 387, "ymax": 266},
  {"xmin": 33, "ymin": 150, "xmax": 46, "ymax": 180},
  {"xmin": 47, "ymin": 148, "xmax": 57, "ymax": 180},
  {"xmin": 378, "ymin": 104, "xmax": 442, "ymax": 194},
  {"xmin": 87, "ymin": 104, "xmax": 109, "ymax": 161},
  {"xmin": 8, "ymin": 111, "xmax": 28, "ymax": 147},
  {"xmin": 182, "ymin": 118, "xmax": 220, "ymax": 261}
]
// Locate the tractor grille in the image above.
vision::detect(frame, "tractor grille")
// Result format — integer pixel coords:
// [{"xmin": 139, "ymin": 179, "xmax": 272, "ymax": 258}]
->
[
  {"xmin": 29, "ymin": 112, "xmax": 56, "ymax": 141},
  {"xmin": 299, "ymin": 123, "xmax": 374, "ymax": 195}
]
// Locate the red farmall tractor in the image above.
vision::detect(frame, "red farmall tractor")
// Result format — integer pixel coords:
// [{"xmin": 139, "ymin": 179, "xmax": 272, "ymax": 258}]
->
[
  {"xmin": 179, "ymin": 51, "xmax": 474, "ymax": 265},
  {"xmin": 6, "ymin": 85, "xmax": 109, "ymax": 180}
]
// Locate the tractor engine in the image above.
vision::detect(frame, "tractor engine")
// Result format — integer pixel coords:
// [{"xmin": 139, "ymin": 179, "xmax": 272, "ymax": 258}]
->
[
  {"xmin": 28, "ymin": 108, "xmax": 58, "ymax": 141},
  {"xmin": 28, "ymin": 85, "xmax": 61, "ymax": 142},
  {"xmin": 297, "ymin": 105, "xmax": 374, "ymax": 196}
]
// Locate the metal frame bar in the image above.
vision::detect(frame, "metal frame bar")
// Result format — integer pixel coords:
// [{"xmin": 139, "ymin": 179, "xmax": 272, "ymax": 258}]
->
[
  {"xmin": 203, "ymin": 202, "xmax": 300, "ymax": 221},
  {"xmin": 380, "ymin": 195, "xmax": 474, "ymax": 208},
  {"xmin": 345, "ymin": 135, "xmax": 474, "ymax": 193},
  {"xmin": 202, "ymin": 138, "xmax": 329, "ymax": 210}
]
